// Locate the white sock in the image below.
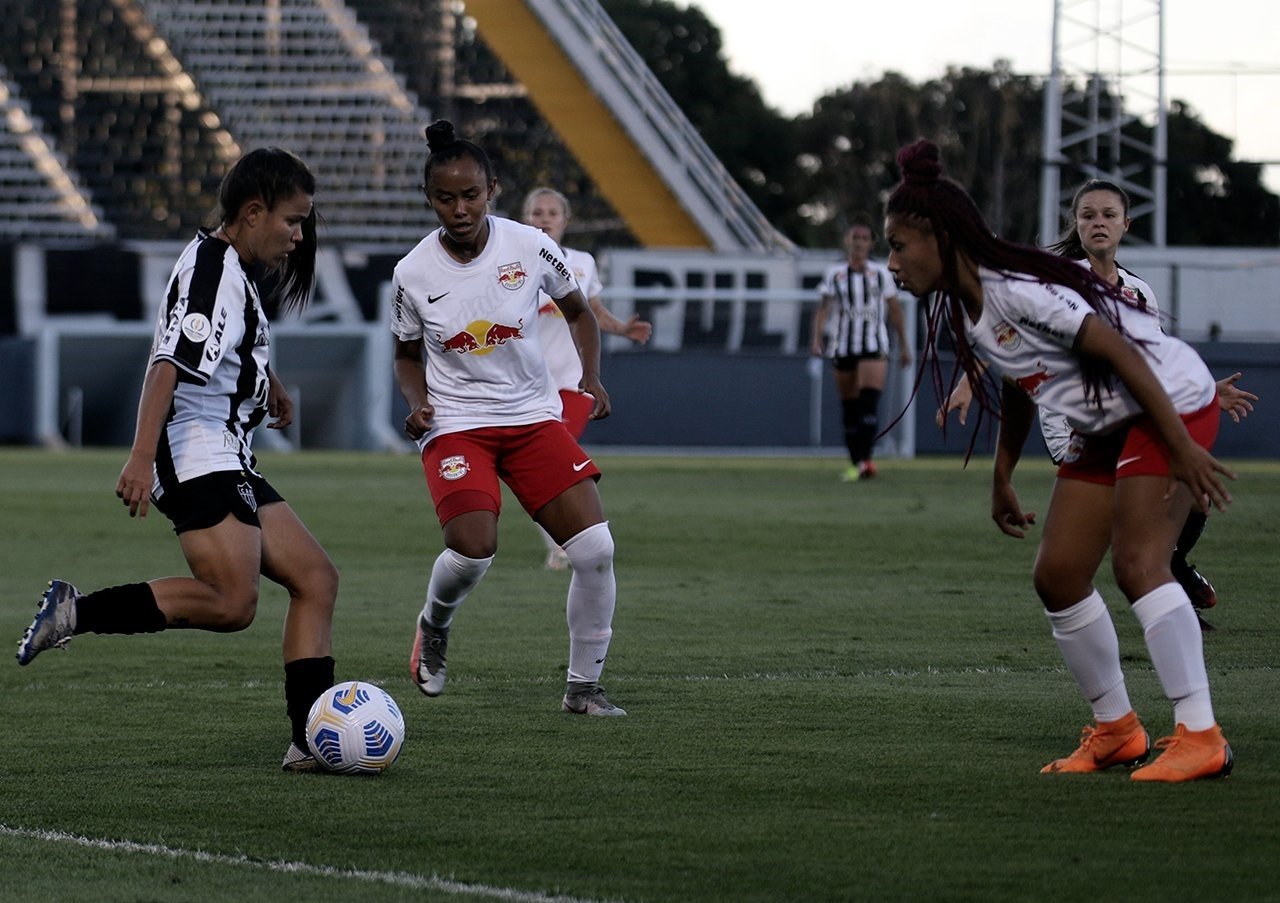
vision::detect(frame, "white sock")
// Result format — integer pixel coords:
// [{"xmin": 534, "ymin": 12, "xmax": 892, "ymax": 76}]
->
[
  {"xmin": 563, "ymin": 522, "xmax": 615, "ymax": 684},
  {"xmin": 421, "ymin": 548, "xmax": 493, "ymax": 630},
  {"xmin": 1045, "ymin": 590, "xmax": 1133, "ymax": 723},
  {"xmin": 1131, "ymin": 582, "xmax": 1215, "ymax": 731}
]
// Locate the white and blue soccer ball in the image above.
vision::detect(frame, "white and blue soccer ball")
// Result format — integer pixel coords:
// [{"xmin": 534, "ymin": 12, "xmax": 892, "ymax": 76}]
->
[{"xmin": 306, "ymin": 681, "xmax": 405, "ymax": 775}]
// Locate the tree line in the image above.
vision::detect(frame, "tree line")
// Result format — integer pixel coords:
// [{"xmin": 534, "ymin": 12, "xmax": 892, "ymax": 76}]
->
[{"xmin": 602, "ymin": 0, "xmax": 1280, "ymax": 250}]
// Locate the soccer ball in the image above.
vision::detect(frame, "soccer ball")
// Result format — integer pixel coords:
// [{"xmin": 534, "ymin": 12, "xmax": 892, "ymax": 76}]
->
[{"xmin": 306, "ymin": 681, "xmax": 405, "ymax": 775}]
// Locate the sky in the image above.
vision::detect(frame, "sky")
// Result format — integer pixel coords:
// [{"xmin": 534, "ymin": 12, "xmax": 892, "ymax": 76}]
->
[{"xmin": 691, "ymin": 0, "xmax": 1280, "ymax": 187}]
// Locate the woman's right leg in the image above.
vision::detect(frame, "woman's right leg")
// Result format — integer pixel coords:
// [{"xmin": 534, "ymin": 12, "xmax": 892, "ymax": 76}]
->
[{"xmin": 1034, "ymin": 477, "xmax": 1150, "ymax": 773}]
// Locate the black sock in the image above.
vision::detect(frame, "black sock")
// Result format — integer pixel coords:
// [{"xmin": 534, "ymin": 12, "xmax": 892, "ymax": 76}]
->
[
  {"xmin": 851, "ymin": 388, "xmax": 882, "ymax": 462},
  {"xmin": 74, "ymin": 583, "xmax": 166, "ymax": 635},
  {"xmin": 284, "ymin": 656, "xmax": 336, "ymax": 750},
  {"xmin": 841, "ymin": 398, "xmax": 860, "ymax": 462},
  {"xmin": 1176, "ymin": 510, "xmax": 1208, "ymax": 558}
]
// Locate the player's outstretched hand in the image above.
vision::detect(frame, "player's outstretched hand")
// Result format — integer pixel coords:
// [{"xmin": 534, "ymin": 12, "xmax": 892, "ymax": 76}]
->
[{"xmin": 1215, "ymin": 372, "xmax": 1257, "ymax": 424}]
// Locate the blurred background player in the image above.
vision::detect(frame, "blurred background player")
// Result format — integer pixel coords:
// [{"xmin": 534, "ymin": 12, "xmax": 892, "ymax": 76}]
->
[
  {"xmin": 888, "ymin": 138, "xmax": 1235, "ymax": 782},
  {"xmin": 16, "ymin": 148, "xmax": 340, "ymax": 773},
  {"xmin": 522, "ymin": 185, "xmax": 652, "ymax": 569},
  {"xmin": 938, "ymin": 178, "xmax": 1257, "ymax": 627},
  {"xmin": 392, "ymin": 121, "xmax": 626, "ymax": 716},
  {"xmin": 810, "ymin": 215, "xmax": 912, "ymax": 481}
]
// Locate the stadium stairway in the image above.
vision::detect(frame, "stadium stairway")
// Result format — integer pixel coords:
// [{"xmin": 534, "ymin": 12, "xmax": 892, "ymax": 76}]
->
[
  {"xmin": 464, "ymin": 0, "xmax": 792, "ymax": 254},
  {"xmin": 137, "ymin": 0, "xmax": 433, "ymax": 248}
]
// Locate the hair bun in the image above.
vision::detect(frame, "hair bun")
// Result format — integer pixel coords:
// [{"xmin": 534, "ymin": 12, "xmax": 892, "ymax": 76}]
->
[
  {"xmin": 897, "ymin": 139, "xmax": 943, "ymax": 185},
  {"xmin": 425, "ymin": 120, "xmax": 458, "ymax": 153}
]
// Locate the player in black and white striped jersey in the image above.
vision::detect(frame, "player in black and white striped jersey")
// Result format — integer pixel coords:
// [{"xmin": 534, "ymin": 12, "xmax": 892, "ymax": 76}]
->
[
  {"xmin": 16, "ymin": 148, "xmax": 340, "ymax": 773},
  {"xmin": 810, "ymin": 215, "xmax": 912, "ymax": 482}
]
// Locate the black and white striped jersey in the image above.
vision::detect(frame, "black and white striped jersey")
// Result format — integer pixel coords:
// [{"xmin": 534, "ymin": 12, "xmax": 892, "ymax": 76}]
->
[
  {"xmin": 149, "ymin": 232, "xmax": 271, "ymax": 495},
  {"xmin": 818, "ymin": 260, "xmax": 898, "ymax": 357}
]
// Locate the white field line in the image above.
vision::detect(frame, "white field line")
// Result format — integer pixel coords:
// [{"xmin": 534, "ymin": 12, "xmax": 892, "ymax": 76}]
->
[{"xmin": 0, "ymin": 824, "xmax": 618, "ymax": 903}]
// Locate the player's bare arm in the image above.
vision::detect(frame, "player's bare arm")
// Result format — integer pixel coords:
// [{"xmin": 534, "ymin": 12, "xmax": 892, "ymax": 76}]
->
[
  {"xmin": 1075, "ymin": 315, "xmax": 1235, "ymax": 511},
  {"xmin": 266, "ymin": 368, "xmax": 294, "ymax": 430},
  {"xmin": 556, "ymin": 288, "xmax": 611, "ymax": 420},
  {"xmin": 992, "ymin": 379, "xmax": 1037, "ymax": 538},
  {"xmin": 117, "ymin": 359, "xmax": 179, "ymax": 519},
  {"xmin": 393, "ymin": 336, "xmax": 434, "ymax": 439}
]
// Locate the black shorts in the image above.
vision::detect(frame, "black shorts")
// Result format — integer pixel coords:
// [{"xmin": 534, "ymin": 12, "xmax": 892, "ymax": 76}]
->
[
  {"xmin": 832, "ymin": 352, "xmax": 886, "ymax": 371},
  {"xmin": 152, "ymin": 470, "xmax": 284, "ymax": 535}
]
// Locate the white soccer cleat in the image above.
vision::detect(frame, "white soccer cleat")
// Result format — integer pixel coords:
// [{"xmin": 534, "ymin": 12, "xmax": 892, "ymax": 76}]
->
[
  {"xmin": 281, "ymin": 742, "xmax": 321, "ymax": 773},
  {"xmin": 410, "ymin": 616, "xmax": 448, "ymax": 697},
  {"xmin": 562, "ymin": 683, "xmax": 626, "ymax": 717},
  {"xmin": 16, "ymin": 580, "xmax": 81, "ymax": 666}
]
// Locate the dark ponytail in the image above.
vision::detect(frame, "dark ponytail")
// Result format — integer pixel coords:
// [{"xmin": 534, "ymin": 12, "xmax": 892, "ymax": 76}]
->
[
  {"xmin": 421, "ymin": 120, "xmax": 494, "ymax": 190},
  {"xmin": 212, "ymin": 147, "xmax": 318, "ymax": 313}
]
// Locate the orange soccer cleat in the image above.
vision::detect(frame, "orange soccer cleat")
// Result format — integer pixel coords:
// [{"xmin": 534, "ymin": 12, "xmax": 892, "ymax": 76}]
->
[
  {"xmin": 1040, "ymin": 710, "xmax": 1151, "ymax": 774},
  {"xmin": 1130, "ymin": 723, "xmax": 1234, "ymax": 783}
]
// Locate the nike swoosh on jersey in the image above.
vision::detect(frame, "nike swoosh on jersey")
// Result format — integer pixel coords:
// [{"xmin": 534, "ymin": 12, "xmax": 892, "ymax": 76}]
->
[
  {"xmin": 1117, "ymin": 455, "xmax": 1144, "ymax": 469},
  {"xmin": 572, "ymin": 460, "xmax": 592, "ymax": 472},
  {"xmin": 427, "ymin": 292, "xmax": 449, "ymax": 303}
]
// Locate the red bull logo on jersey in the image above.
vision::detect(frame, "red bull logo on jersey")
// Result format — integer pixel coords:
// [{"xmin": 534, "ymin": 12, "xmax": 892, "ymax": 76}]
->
[
  {"xmin": 537, "ymin": 301, "xmax": 560, "ymax": 318},
  {"xmin": 439, "ymin": 454, "xmax": 470, "ymax": 481},
  {"xmin": 993, "ymin": 320, "xmax": 1021, "ymax": 351},
  {"xmin": 1014, "ymin": 365, "xmax": 1054, "ymax": 398},
  {"xmin": 436, "ymin": 318, "xmax": 526, "ymax": 355},
  {"xmin": 497, "ymin": 262, "xmax": 527, "ymax": 290}
]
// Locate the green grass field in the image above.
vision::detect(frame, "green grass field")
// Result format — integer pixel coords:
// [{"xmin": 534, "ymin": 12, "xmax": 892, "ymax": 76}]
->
[{"xmin": 2, "ymin": 448, "xmax": 1277, "ymax": 902}]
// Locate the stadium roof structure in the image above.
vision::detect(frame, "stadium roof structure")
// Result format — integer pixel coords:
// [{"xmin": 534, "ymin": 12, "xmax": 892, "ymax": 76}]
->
[{"xmin": 464, "ymin": 0, "xmax": 793, "ymax": 255}]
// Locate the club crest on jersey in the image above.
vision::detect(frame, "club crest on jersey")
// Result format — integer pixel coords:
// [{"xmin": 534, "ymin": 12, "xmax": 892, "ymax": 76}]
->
[
  {"xmin": 497, "ymin": 262, "xmax": 527, "ymax": 290},
  {"xmin": 994, "ymin": 320, "xmax": 1021, "ymax": 350},
  {"xmin": 181, "ymin": 313, "xmax": 211, "ymax": 343},
  {"xmin": 236, "ymin": 481, "xmax": 258, "ymax": 512},
  {"xmin": 439, "ymin": 455, "xmax": 470, "ymax": 481}
]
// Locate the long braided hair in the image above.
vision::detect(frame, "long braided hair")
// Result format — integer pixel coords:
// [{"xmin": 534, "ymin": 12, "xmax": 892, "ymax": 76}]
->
[{"xmin": 886, "ymin": 140, "xmax": 1136, "ymax": 439}]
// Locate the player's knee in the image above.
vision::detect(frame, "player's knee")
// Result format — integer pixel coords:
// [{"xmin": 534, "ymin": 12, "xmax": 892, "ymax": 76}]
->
[
  {"xmin": 1032, "ymin": 559, "xmax": 1090, "ymax": 609},
  {"xmin": 211, "ymin": 585, "xmax": 259, "ymax": 631},
  {"xmin": 1111, "ymin": 553, "xmax": 1169, "ymax": 601},
  {"xmin": 563, "ymin": 522, "xmax": 614, "ymax": 573},
  {"xmin": 299, "ymin": 556, "xmax": 340, "ymax": 611}
]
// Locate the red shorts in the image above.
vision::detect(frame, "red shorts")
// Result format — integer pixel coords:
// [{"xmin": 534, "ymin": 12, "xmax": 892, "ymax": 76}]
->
[
  {"xmin": 421, "ymin": 421, "xmax": 601, "ymax": 525},
  {"xmin": 557, "ymin": 388, "xmax": 595, "ymax": 441},
  {"xmin": 1056, "ymin": 401, "xmax": 1220, "ymax": 486}
]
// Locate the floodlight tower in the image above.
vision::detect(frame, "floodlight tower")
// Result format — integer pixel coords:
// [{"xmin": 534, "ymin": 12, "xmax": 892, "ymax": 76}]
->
[{"xmin": 1039, "ymin": 0, "xmax": 1167, "ymax": 246}]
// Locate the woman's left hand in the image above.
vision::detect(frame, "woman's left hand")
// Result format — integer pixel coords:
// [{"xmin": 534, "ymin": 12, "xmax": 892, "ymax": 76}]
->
[
  {"xmin": 579, "ymin": 375, "xmax": 611, "ymax": 421},
  {"xmin": 1167, "ymin": 441, "xmax": 1235, "ymax": 513},
  {"xmin": 267, "ymin": 378, "xmax": 294, "ymax": 429}
]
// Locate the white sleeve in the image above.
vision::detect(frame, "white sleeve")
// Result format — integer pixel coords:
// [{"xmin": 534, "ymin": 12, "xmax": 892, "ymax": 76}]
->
[{"xmin": 389, "ymin": 272, "xmax": 424, "ymax": 341}]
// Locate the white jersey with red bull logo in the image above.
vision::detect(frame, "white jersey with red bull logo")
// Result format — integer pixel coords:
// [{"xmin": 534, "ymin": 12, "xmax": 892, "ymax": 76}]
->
[
  {"xmin": 538, "ymin": 247, "xmax": 603, "ymax": 392},
  {"xmin": 1037, "ymin": 261, "xmax": 1165, "ymax": 459},
  {"xmin": 967, "ymin": 265, "xmax": 1213, "ymax": 436},
  {"xmin": 391, "ymin": 216, "xmax": 581, "ymax": 447}
]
